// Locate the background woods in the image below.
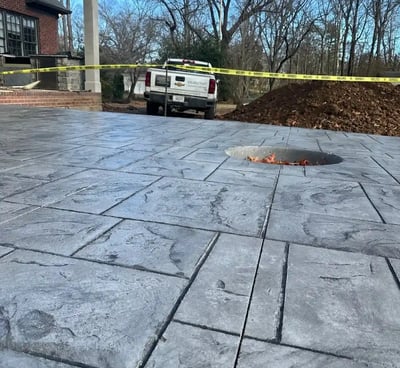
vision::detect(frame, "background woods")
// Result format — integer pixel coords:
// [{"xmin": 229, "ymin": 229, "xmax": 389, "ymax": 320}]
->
[{"xmin": 59, "ymin": 0, "xmax": 400, "ymax": 102}]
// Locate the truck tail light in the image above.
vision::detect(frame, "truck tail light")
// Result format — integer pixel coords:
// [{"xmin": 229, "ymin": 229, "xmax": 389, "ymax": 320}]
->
[
  {"xmin": 208, "ymin": 79, "xmax": 216, "ymax": 94},
  {"xmin": 145, "ymin": 71, "xmax": 151, "ymax": 87}
]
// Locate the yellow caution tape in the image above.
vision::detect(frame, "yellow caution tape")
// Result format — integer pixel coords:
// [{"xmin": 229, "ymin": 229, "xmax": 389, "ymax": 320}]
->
[
  {"xmin": 0, "ymin": 64, "xmax": 160, "ymax": 75},
  {"xmin": 1, "ymin": 63, "xmax": 400, "ymax": 83},
  {"xmin": 176, "ymin": 65, "xmax": 400, "ymax": 83}
]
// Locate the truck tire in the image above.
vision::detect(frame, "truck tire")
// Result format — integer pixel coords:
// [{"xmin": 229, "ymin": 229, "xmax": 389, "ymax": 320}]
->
[
  {"xmin": 204, "ymin": 106, "xmax": 216, "ymax": 120},
  {"xmin": 146, "ymin": 101, "xmax": 159, "ymax": 115}
]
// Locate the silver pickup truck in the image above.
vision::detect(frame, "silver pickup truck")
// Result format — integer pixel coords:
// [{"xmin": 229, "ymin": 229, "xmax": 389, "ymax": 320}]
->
[{"xmin": 144, "ymin": 58, "xmax": 218, "ymax": 119}]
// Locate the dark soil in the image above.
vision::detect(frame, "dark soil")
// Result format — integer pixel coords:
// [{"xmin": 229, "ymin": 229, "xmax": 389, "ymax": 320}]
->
[
  {"xmin": 103, "ymin": 101, "xmax": 145, "ymax": 114},
  {"xmin": 222, "ymin": 81, "xmax": 400, "ymax": 136}
]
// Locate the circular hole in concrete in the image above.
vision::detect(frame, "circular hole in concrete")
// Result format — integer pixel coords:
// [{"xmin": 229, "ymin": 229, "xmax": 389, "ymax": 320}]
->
[{"xmin": 225, "ymin": 146, "xmax": 342, "ymax": 166}]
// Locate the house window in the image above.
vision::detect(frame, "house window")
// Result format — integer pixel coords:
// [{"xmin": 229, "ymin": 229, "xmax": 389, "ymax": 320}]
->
[
  {"xmin": 0, "ymin": 11, "xmax": 38, "ymax": 56},
  {"xmin": 23, "ymin": 18, "xmax": 37, "ymax": 56},
  {"xmin": 0, "ymin": 13, "xmax": 5, "ymax": 54},
  {"xmin": 6, "ymin": 14, "xmax": 22, "ymax": 55}
]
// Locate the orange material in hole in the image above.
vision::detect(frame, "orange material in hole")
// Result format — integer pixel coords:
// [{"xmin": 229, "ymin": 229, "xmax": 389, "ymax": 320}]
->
[{"xmin": 247, "ymin": 153, "xmax": 312, "ymax": 166}]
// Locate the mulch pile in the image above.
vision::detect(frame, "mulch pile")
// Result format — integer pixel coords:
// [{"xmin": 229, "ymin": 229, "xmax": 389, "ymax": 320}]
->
[{"xmin": 222, "ymin": 81, "xmax": 400, "ymax": 136}]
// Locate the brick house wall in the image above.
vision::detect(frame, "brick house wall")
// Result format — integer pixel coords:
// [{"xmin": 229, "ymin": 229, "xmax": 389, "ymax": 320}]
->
[
  {"xmin": 0, "ymin": 0, "xmax": 59, "ymax": 54},
  {"xmin": 0, "ymin": 1, "xmax": 101, "ymax": 109},
  {"xmin": 0, "ymin": 89, "xmax": 102, "ymax": 111}
]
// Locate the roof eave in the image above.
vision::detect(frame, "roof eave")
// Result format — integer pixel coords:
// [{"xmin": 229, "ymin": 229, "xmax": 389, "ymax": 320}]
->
[{"xmin": 26, "ymin": 0, "xmax": 71, "ymax": 15}]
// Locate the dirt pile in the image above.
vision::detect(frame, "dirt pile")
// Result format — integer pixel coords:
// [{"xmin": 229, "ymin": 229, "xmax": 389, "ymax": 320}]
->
[{"xmin": 222, "ymin": 81, "xmax": 400, "ymax": 136}]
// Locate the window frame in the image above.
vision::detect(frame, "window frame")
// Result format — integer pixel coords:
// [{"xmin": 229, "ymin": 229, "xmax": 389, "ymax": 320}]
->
[{"xmin": 0, "ymin": 10, "xmax": 38, "ymax": 56}]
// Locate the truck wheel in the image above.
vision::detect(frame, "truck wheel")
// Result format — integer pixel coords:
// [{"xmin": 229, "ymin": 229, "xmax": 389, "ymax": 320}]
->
[
  {"xmin": 146, "ymin": 102, "xmax": 159, "ymax": 115},
  {"xmin": 204, "ymin": 106, "xmax": 216, "ymax": 120}
]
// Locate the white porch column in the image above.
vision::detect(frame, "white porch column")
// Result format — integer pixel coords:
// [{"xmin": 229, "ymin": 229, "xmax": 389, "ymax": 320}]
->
[{"xmin": 84, "ymin": 0, "xmax": 101, "ymax": 92}]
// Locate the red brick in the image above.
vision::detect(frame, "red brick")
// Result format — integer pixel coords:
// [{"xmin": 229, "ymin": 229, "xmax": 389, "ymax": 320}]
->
[
  {"xmin": 0, "ymin": 0, "xmax": 59, "ymax": 54},
  {"xmin": 0, "ymin": 90, "xmax": 101, "ymax": 110}
]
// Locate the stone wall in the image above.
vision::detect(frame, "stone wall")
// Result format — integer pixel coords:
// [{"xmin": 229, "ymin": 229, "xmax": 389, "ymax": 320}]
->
[
  {"xmin": 30, "ymin": 55, "xmax": 84, "ymax": 91},
  {"xmin": 0, "ymin": 90, "xmax": 102, "ymax": 111},
  {"xmin": 56, "ymin": 57, "xmax": 84, "ymax": 91}
]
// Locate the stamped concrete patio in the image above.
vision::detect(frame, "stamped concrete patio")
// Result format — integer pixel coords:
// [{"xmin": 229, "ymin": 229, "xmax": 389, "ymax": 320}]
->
[{"xmin": 0, "ymin": 105, "xmax": 400, "ymax": 368}]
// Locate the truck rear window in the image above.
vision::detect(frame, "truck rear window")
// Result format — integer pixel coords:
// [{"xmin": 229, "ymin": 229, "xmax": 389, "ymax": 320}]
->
[
  {"xmin": 155, "ymin": 75, "xmax": 171, "ymax": 87},
  {"xmin": 165, "ymin": 62, "xmax": 212, "ymax": 75}
]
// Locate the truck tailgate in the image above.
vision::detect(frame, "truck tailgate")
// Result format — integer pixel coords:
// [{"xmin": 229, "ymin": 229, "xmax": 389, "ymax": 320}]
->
[{"xmin": 150, "ymin": 70, "xmax": 211, "ymax": 98}]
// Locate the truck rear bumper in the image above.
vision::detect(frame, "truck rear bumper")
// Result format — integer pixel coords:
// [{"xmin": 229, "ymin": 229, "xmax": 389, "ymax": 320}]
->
[{"xmin": 144, "ymin": 92, "xmax": 216, "ymax": 111}]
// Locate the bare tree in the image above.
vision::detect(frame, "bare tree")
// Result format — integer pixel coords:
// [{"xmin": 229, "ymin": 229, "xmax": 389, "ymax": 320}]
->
[
  {"xmin": 157, "ymin": 0, "xmax": 274, "ymax": 60},
  {"xmin": 229, "ymin": 20, "xmax": 265, "ymax": 103},
  {"xmin": 257, "ymin": 0, "xmax": 316, "ymax": 89},
  {"xmin": 152, "ymin": 0, "xmax": 208, "ymax": 53},
  {"xmin": 334, "ymin": 0, "xmax": 368, "ymax": 76},
  {"xmin": 345, "ymin": 0, "xmax": 368, "ymax": 75},
  {"xmin": 206, "ymin": 0, "xmax": 274, "ymax": 52},
  {"xmin": 382, "ymin": 14, "xmax": 400, "ymax": 67},
  {"xmin": 367, "ymin": 0, "xmax": 400, "ymax": 74},
  {"xmin": 99, "ymin": 0, "xmax": 160, "ymax": 99}
]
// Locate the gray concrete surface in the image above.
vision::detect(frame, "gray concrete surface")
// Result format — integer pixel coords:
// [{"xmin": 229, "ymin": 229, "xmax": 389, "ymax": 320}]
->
[{"xmin": 0, "ymin": 105, "xmax": 400, "ymax": 367}]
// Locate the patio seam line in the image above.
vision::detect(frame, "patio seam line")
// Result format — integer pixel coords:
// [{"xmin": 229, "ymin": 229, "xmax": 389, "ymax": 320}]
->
[
  {"xmin": 1, "ymin": 163, "xmax": 31, "ymax": 173},
  {"xmin": 370, "ymin": 156, "xmax": 400, "ymax": 185},
  {"xmin": 316, "ymin": 139, "xmax": 323, "ymax": 152},
  {"xmin": 0, "ymin": 181, "xmax": 47, "ymax": 202},
  {"xmin": 215, "ymin": 165, "xmax": 281, "ymax": 176},
  {"xmin": 275, "ymin": 242, "xmax": 290, "ymax": 343},
  {"xmin": 204, "ymin": 177, "xmax": 278, "ymax": 189},
  {"xmin": 261, "ymin": 136, "xmax": 284, "ymax": 145},
  {"xmin": 171, "ymin": 318, "xmax": 361, "ymax": 362},
  {"xmin": 232, "ymin": 236, "xmax": 264, "ymax": 368},
  {"xmin": 324, "ymin": 132, "xmax": 332, "ymax": 141},
  {"xmin": 286, "ymin": 127, "xmax": 295, "ymax": 148},
  {"xmin": 71, "ymin": 254, "xmax": 191, "ymax": 280},
  {"xmin": 0, "ymin": 167, "xmax": 93, "ymax": 202},
  {"xmin": 172, "ymin": 319, "xmax": 241, "ymax": 338},
  {"xmin": 386, "ymin": 258, "xmax": 400, "ymax": 291},
  {"xmin": 358, "ymin": 182, "xmax": 387, "ymax": 224},
  {"xmin": 366, "ymin": 134, "xmax": 383, "ymax": 144},
  {"xmin": 202, "ymin": 157, "xmax": 230, "ymax": 181},
  {"xmin": 259, "ymin": 171, "xmax": 282, "ymax": 238},
  {"xmin": 176, "ymin": 147, "xmax": 199, "ymax": 160},
  {"xmin": 264, "ymin": 235, "xmax": 400, "ymax": 260},
  {"xmin": 359, "ymin": 142, "xmax": 373, "ymax": 152},
  {"xmin": 111, "ymin": 150, "xmax": 166, "ymax": 172},
  {"xmin": 2, "ymin": 244, "xmax": 189, "ymax": 280},
  {"xmin": 3, "ymin": 347, "xmax": 96, "ymax": 368},
  {"xmin": 0, "ymin": 248, "xmax": 14, "ymax": 259},
  {"xmin": 69, "ymin": 218, "xmax": 125, "ymax": 256},
  {"xmin": 137, "ymin": 232, "xmax": 221, "ymax": 368},
  {"xmin": 4, "ymin": 204, "xmax": 259, "ymax": 240},
  {"xmin": 1, "ymin": 166, "xmax": 88, "ymax": 182},
  {"xmin": 3, "ymin": 144, "xmax": 83, "ymax": 162},
  {"xmin": 267, "ymin": 208, "xmax": 397, "ymax": 226},
  {"xmin": 188, "ymin": 135, "xmax": 218, "ymax": 150},
  {"xmin": 97, "ymin": 214, "xmax": 265, "ymax": 239},
  {"xmin": 232, "ymin": 169, "xmax": 282, "ymax": 368},
  {"xmin": 0, "ymin": 205, "xmax": 41, "ymax": 225},
  {"xmin": 244, "ymin": 337, "xmax": 358, "ymax": 361},
  {"xmin": 98, "ymin": 176, "xmax": 164, "ymax": 216}
]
